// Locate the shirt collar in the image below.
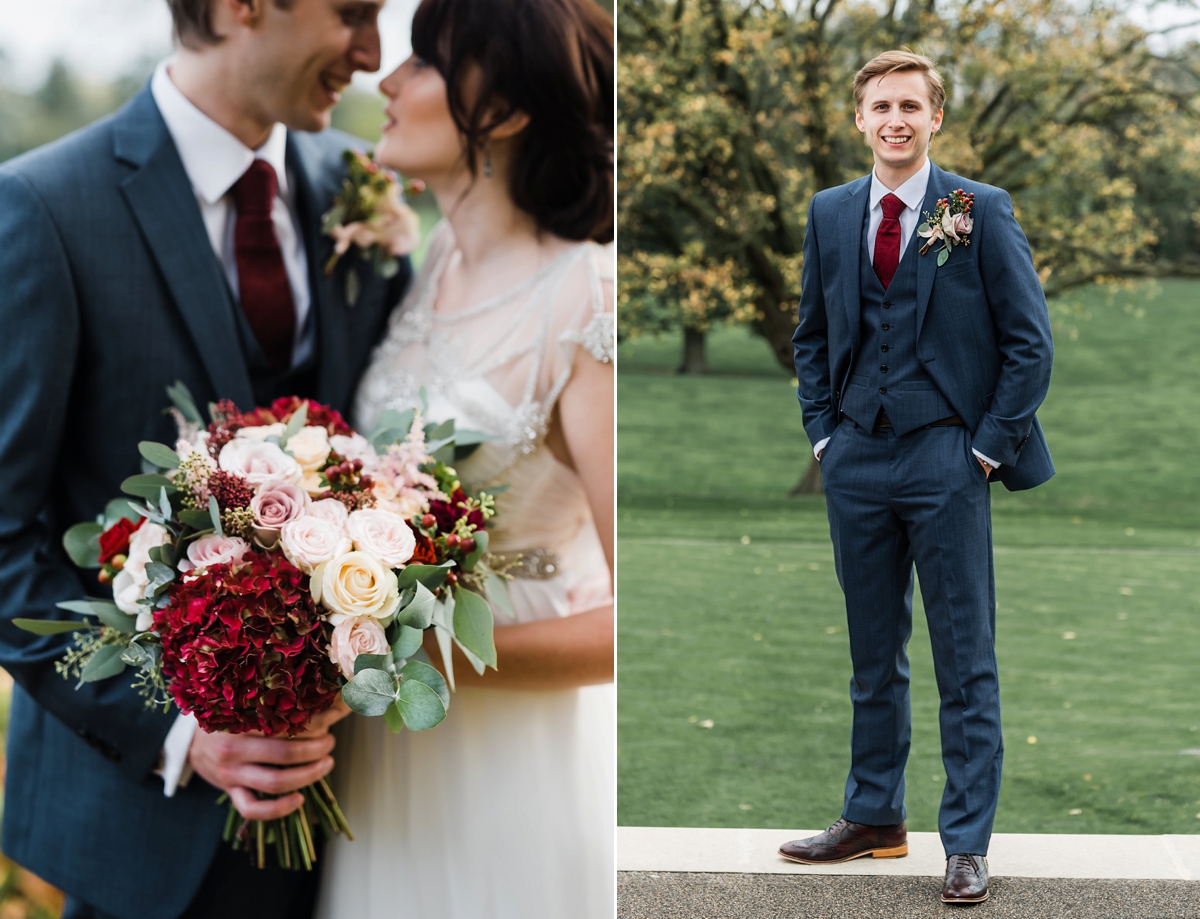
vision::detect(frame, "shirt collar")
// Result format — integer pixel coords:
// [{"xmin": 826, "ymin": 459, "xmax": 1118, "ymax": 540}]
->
[
  {"xmin": 869, "ymin": 158, "xmax": 931, "ymax": 213},
  {"xmin": 150, "ymin": 58, "xmax": 290, "ymax": 206}
]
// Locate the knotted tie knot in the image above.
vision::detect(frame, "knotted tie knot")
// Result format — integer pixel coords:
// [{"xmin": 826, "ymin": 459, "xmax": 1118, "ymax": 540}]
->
[
  {"xmin": 232, "ymin": 160, "xmax": 279, "ymax": 218},
  {"xmin": 880, "ymin": 193, "xmax": 905, "ymax": 221}
]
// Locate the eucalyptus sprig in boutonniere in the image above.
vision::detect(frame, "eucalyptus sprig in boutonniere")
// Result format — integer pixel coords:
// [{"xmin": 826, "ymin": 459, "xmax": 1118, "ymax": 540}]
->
[
  {"xmin": 918, "ymin": 188, "xmax": 974, "ymax": 267},
  {"xmin": 323, "ymin": 150, "xmax": 425, "ymax": 305}
]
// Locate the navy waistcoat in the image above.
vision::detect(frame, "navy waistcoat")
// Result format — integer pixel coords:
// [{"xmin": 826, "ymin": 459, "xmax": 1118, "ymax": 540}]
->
[{"xmin": 840, "ymin": 214, "xmax": 953, "ymax": 435}]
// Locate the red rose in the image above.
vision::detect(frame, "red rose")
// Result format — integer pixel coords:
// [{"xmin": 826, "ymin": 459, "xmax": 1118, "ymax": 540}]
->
[
  {"xmin": 154, "ymin": 553, "xmax": 342, "ymax": 737},
  {"xmin": 98, "ymin": 516, "xmax": 145, "ymax": 564},
  {"xmin": 269, "ymin": 397, "xmax": 352, "ymax": 436}
]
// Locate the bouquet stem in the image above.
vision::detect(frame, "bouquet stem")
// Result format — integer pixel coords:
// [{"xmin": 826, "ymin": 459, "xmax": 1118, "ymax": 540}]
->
[{"xmin": 218, "ymin": 779, "xmax": 353, "ymax": 871}]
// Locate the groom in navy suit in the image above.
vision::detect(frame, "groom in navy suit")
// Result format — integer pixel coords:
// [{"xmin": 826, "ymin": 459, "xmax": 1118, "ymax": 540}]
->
[
  {"xmin": 784, "ymin": 51, "xmax": 1053, "ymax": 903},
  {"xmin": 0, "ymin": 1, "xmax": 405, "ymax": 917}
]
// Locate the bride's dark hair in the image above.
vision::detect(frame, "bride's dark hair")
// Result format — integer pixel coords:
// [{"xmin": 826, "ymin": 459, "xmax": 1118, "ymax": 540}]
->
[{"xmin": 411, "ymin": 0, "xmax": 614, "ymax": 244}]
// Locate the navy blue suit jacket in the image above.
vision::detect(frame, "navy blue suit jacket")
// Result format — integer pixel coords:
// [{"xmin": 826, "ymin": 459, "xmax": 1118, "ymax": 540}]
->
[
  {"xmin": 0, "ymin": 87, "xmax": 408, "ymax": 918},
  {"xmin": 792, "ymin": 162, "xmax": 1054, "ymax": 491}
]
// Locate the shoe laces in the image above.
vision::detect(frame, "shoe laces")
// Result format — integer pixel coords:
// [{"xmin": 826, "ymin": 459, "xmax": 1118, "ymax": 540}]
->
[{"xmin": 947, "ymin": 854, "xmax": 978, "ymax": 871}]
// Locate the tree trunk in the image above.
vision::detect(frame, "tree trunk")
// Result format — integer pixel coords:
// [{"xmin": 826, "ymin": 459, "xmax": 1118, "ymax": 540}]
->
[
  {"xmin": 789, "ymin": 457, "xmax": 824, "ymax": 496},
  {"xmin": 678, "ymin": 326, "xmax": 709, "ymax": 374}
]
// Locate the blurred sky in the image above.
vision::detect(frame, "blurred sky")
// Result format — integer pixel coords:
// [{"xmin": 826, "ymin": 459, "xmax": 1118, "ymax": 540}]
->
[
  {"xmin": 0, "ymin": 0, "xmax": 422, "ymax": 90},
  {"xmin": 0, "ymin": 0, "xmax": 1194, "ymax": 91}
]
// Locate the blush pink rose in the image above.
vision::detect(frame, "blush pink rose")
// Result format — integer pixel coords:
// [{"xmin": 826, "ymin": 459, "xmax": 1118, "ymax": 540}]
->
[
  {"xmin": 346, "ymin": 508, "xmax": 417, "ymax": 569},
  {"xmin": 251, "ymin": 482, "xmax": 310, "ymax": 531},
  {"xmin": 951, "ymin": 212, "xmax": 973, "ymax": 238},
  {"xmin": 328, "ymin": 616, "xmax": 391, "ymax": 680},
  {"xmin": 179, "ymin": 534, "xmax": 250, "ymax": 573},
  {"xmin": 280, "ymin": 516, "xmax": 353, "ymax": 574},
  {"xmin": 307, "ymin": 498, "xmax": 350, "ymax": 528},
  {"xmin": 218, "ymin": 439, "xmax": 302, "ymax": 487}
]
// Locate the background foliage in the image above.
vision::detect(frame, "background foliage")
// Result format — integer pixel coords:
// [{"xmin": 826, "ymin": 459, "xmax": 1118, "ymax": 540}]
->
[{"xmin": 617, "ymin": 0, "xmax": 1200, "ymax": 374}]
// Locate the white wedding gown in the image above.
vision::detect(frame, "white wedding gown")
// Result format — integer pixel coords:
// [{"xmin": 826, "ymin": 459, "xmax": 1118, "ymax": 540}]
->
[{"xmin": 315, "ymin": 221, "xmax": 615, "ymax": 919}]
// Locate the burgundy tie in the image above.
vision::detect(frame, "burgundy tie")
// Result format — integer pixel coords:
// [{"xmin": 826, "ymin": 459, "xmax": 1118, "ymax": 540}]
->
[
  {"xmin": 873, "ymin": 193, "xmax": 905, "ymax": 289},
  {"xmin": 232, "ymin": 160, "xmax": 296, "ymax": 373}
]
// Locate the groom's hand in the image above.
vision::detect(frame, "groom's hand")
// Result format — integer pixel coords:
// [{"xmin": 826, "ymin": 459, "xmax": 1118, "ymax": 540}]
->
[
  {"xmin": 189, "ymin": 702, "xmax": 350, "ymax": 820},
  {"xmin": 976, "ymin": 456, "xmax": 993, "ymax": 479}
]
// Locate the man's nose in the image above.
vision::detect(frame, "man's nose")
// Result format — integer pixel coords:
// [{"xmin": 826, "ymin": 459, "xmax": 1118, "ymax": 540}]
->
[{"xmin": 350, "ymin": 26, "xmax": 383, "ymax": 73}]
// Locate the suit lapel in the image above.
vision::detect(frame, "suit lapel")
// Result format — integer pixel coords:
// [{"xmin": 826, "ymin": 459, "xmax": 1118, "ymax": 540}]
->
[
  {"xmin": 915, "ymin": 162, "xmax": 947, "ymax": 340},
  {"xmin": 287, "ymin": 133, "xmax": 353, "ymax": 411},
  {"xmin": 839, "ymin": 178, "xmax": 871, "ymax": 349},
  {"xmin": 114, "ymin": 89, "xmax": 254, "ymax": 409}
]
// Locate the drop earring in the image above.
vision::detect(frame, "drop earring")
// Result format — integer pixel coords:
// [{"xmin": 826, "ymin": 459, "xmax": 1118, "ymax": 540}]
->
[{"xmin": 484, "ymin": 143, "xmax": 493, "ymax": 179}]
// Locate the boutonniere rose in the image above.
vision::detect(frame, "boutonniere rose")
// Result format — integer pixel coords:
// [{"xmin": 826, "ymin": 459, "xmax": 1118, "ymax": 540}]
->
[
  {"xmin": 323, "ymin": 150, "xmax": 425, "ymax": 305},
  {"xmin": 918, "ymin": 188, "xmax": 974, "ymax": 267}
]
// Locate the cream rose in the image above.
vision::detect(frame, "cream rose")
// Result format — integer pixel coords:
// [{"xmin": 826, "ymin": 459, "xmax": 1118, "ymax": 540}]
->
[
  {"xmin": 311, "ymin": 551, "xmax": 400, "ymax": 625},
  {"xmin": 346, "ymin": 508, "xmax": 416, "ymax": 569},
  {"xmin": 328, "ymin": 616, "xmax": 391, "ymax": 680},
  {"xmin": 941, "ymin": 206, "xmax": 960, "ymax": 242},
  {"xmin": 235, "ymin": 423, "xmax": 287, "ymax": 441},
  {"xmin": 219, "ymin": 439, "xmax": 302, "ymax": 487},
  {"xmin": 307, "ymin": 498, "xmax": 350, "ymax": 527},
  {"xmin": 179, "ymin": 534, "xmax": 250, "ymax": 573},
  {"xmin": 251, "ymin": 482, "xmax": 310, "ymax": 531},
  {"xmin": 287, "ymin": 425, "xmax": 332, "ymax": 472},
  {"xmin": 112, "ymin": 522, "xmax": 171, "ymax": 629},
  {"xmin": 280, "ymin": 517, "xmax": 352, "ymax": 574}
]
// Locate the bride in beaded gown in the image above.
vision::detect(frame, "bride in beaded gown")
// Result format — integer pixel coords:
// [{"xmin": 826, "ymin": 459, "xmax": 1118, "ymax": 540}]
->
[{"xmin": 315, "ymin": 0, "xmax": 615, "ymax": 916}]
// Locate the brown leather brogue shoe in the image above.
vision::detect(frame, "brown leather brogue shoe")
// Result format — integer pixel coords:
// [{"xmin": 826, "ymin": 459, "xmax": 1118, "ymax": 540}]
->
[
  {"xmin": 778, "ymin": 817, "xmax": 908, "ymax": 865},
  {"xmin": 942, "ymin": 853, "xmax": 989, "ymax": 903}
]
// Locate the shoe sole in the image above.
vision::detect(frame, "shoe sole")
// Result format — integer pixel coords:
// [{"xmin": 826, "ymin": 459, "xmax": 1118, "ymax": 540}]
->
[
  {"xmin": 941, "ymin": 890, "xmax": 990, "ymax": 904},
  {"xmin": 778, "ymin": 843, "xmax": 908, "ymax": 865}
]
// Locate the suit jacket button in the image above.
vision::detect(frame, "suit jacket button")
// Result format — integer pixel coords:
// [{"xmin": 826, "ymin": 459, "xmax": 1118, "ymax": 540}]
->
[
  {"xmin": 880, "ymin": 365, "xmax": 888, "ymax": 373},
  {"xmin": 879, "ymin": 386, "xmax": 887, "ymax": 394}
]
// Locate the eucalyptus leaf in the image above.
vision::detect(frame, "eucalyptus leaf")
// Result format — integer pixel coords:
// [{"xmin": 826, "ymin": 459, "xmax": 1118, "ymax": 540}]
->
[
  {"xmin": 121, "ymin": 474, "xmax": 176, "ymax": 500},
  {"xmin": 63, "ymin": 523, "xmax": 103, "ymax": 568},
  {"xmin": 105, "ymin": 498, "xmax": 140, "ymax": 525},
  {"xmin": 279, "ymin": 402, "xmax": 309, "ymax": 450},
  {"xmin": 13, "ymin": 618, "xmax": 92, "ymax": 635},
  {"xmin": 391, "ymin": 624, "xmax": 424, "ymax": 661},
  {"xmin": 432, "ymin": 596, "xmax": 456, "ymax": 691},
  {"xmin": 452, "ymin": 587, "xmax": 497, "ymax": 668},
  {"xmin": 401, "ymin": 659, "xmax": 450, "ymax": 709},
  {"xmin": 462, "ymin": 530, "xmax": 488, "ymax": 572},
  {"xmin": 139, "ymin": 441, "xmax": 181, "ymax": 470},
  {"xmin": 383, "ymin": 701, "xmax": 405, "ymax": 733},
  {"xmin": 178, "ymin": 509, "xmax": 214, "ymax": 530},
  {"xmin": 395, "ymin": 678, "xmax": 446, "ymax": 731},
  {"xmin": 395, "ymin": 581, "xmax": 437, "ymax": 629},
  {"xmin": 396, "ymin": 563, "xmax": 454, "ymax": 593},
  {"xmin": 452, "ymin": 429, "xmax": 495, "ymax": 448},
  {"xmin": 341, "ymin": 668, "xmax": 398, "ymax": 716},
  {"xmin": 937, "ymin": 247, "xmax": 950, "ymax": 267},
  {"xmin": 158, "ymin": 487, "xmax": 173, "ymax": 522},
  {"xmin": 121, "ymin": 643, "xmax": 153, "ymax": 667},
  {"xmin": 166, "ymin": 380, "xmax": 203, "ymax": 425},
  {"xmin": 208, "ymin": 496, "xmax": 224, "ymax": 538},
  {"xmin": 428, "ymin": 419, "xmax": 454, "ymax": 442},
  {"xmin": 80, "ymin": 644, "xmax": 128, "ymax": 682},
  {"xmin": 484, "ymin": 571, "xmax": 516, "ymax": 619},
  {"xmin": 367, "ymin": 408, "xmax": 416, "ymax": 451},
  {"xmin": 917, "ymin": 221, "xmax": 931, "ymax": 234},
  {"xmin": 56, "ymin": 599, "xmax": 138, "ymax": 633},
  {"xmin": 454, "ymin": 636, "xmax": 487, "ymax": 676},
  {"xmin": 353, "ymin": 653, "xmax": 391, "ymax": 676}
]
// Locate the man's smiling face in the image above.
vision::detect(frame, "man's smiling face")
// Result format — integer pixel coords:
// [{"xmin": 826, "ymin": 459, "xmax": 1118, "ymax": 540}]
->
[{"xmin": 855, "ymin": 70, "xmax": 943, "ymax": 180}]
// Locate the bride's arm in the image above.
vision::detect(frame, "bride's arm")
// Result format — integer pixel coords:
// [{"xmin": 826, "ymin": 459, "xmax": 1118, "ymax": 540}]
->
[{"xmin": 423, "ymin": 336, "xmax": 615, "ymax": 691}]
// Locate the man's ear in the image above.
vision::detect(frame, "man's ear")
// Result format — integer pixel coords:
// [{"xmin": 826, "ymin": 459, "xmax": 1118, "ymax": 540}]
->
[
  {"xmin": 931, "ymin": 107, "xmax": 944, "ymax": 135},
  {"xmin": 489, "ymin": 109, "xmax": 531, "ymax": 141},
  {"xmin": 211, "ymin": 0, "xmax": 267, "ymax": 35},
  {"xmin": 854, "ymin": 109, "xmax": 866, "ymax": 134}
]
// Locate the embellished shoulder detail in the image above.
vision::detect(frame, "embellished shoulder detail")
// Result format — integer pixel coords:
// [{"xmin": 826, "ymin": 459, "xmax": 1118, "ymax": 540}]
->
[{"xmin": 563, "ymin": 311, "xmax": 614, "ymax": 364}]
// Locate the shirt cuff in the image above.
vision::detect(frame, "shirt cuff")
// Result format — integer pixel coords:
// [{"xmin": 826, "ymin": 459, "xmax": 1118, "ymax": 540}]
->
[
  {"xmin": 154, "ymin": 712, "xmax": 198, "ymax": 798},
  {"xmin": 972, "ymin": 448, "xmax": 1001, "ymax": 470},
  {"xmin": 814, "ymin": 436, "xmax": 830, "ymax": 460}
]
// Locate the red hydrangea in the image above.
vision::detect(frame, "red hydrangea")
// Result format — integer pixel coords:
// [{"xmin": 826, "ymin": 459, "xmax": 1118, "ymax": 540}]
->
[
  {"xmin": 428, "ymin": 488, "xmax": 485, "ymax": 534},
  {"xmin": 98, "ymin": 516, "xmax": 145, "ymax": 564},
  {"xmin": 266, "ymin": 397, "xmax": 353, "ymax": 436},
  {"xmin": 154, "ymin": 553, "xmax": 341, "ymax": 737}
]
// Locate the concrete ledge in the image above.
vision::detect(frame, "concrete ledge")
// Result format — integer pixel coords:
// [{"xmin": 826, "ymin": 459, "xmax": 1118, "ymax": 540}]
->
[{"xmin": 618, "ymin": 826, "xmax": 1200, "ymax": 880}]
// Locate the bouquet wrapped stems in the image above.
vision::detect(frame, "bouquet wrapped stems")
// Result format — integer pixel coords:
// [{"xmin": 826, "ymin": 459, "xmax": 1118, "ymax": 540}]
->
[{"xmin": 219, "ymin": 778, "xmax": 353, "ymax": 871}]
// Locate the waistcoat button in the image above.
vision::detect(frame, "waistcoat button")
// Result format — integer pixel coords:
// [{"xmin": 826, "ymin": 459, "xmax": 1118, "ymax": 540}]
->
[
  {"xmin": 880, "ymin": 365, "xmax": 888, "ymax": 373},
  {"xmin": 879, "ymin": 386, "xmax": 887, "ymax": 394}
]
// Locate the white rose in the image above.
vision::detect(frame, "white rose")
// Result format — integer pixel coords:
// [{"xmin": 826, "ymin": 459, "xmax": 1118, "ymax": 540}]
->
[
  {"xmin": 235, "ymin": 423, "xmax": 287, "ymax": 441},
  {"xmin": 112, "ymin": 522, "xmax": 170, "ymax": 627},
  {"xmin": 218, "ymin": 439, "xmax": 302, "ymax": 487},
  {"xmin": 307, "ymin": 499, "xmax": 350, "ymax": 528},
  {"xmin": 280, "ymin": 516, "xmax": 353, "ymax": 574},
  {"xmin": 287, "ymin": 425, "xmax": 332, "ymax": 472},
  {"xmin": 330, "ymin": 433, "xmax": 375, "ymax": 467},
  {"xmin": 328, "ymin": 616, "xmax": 391, "ymax": 680},
  {"xmin": 178, "ymin": 534, "xmax": 250, "ymax": 573},
  {"xmin": 311, "ymin": 551, "xmax": 400, "ymax": 625},
  {"xmin": 346, "ymin": 508, "xmax": 416, "ymax": 568}
]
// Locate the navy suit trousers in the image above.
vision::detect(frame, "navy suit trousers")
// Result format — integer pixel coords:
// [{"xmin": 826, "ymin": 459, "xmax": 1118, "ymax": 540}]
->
[{"xmin": 820, "ymin": 418, "xmax": 1003, "ymax": 856}]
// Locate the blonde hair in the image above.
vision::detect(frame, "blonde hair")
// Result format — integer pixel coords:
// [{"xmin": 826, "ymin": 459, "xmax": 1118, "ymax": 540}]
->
[{"xmin": 853, "ymin": 50, "xmax": 946, "ymax": 112}]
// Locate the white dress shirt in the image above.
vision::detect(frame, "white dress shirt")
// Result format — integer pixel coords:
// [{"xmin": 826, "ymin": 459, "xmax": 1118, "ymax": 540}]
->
[
  {"xmin": 150, "ymin": 60, "xmax": 315, "ymax": 796},
  {"xmin": 812, "ymin": 159, "xmax": 999, "ymax": 471},
  {"xmin": 150, "ymin": 59, "xmax": 313, "ymax": 368}
]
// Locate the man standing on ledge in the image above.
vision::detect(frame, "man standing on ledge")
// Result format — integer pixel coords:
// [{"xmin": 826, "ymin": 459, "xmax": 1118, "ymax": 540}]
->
[{"xmin": 785, "ymin": 51, "xmax": 1054, "ymax": 904}]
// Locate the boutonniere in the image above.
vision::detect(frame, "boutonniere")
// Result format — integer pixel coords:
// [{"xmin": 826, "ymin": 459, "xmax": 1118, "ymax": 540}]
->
[
  {"xmin": 323, "ymin": 150, "xmax": 425, "ymax": 305},
  {"xmin": 918, "ymin": 188, "xmax": 974, "ymax": 267}
]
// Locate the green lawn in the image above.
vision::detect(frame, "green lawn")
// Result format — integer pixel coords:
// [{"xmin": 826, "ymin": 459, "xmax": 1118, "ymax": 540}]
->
[{"xmin": 617, "ymin": 278, "xmax": 1200, "ymax": 835}]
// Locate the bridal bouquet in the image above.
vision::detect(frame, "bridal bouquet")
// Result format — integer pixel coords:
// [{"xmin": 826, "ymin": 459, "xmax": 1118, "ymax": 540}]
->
[{"xmin": 17, "ymin": 384, "xmax": 512, "ymax": 870}]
